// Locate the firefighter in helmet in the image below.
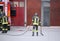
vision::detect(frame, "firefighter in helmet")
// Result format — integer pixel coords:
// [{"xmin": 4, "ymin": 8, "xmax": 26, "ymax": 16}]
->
[
  {"xmin": 2, "ymin": 13, "xmax": 8, "ymax": 33},
  {"xmin": 0, "ymin": 9, "xmax": 2, "ymax": 31},
  {"xmin": 32, "ymin": 12, "xmax": 40, "ymax": 36}
]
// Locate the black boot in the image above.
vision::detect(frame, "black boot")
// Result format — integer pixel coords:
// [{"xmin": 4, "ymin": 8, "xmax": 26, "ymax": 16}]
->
[
  {"xmin": 36, "ymin": 32, "xmax": 38, "ymax": 36},
  {"xmin": 5, "ymin": 30, "xmax": 7, "ymax": 33},
  {"xmin": 32, "ymin": 32, "xmax": 34, "ymax": 36},
  {"xmin": 2, "ymin": 30, "xmax": 5, "ymax": 33}
]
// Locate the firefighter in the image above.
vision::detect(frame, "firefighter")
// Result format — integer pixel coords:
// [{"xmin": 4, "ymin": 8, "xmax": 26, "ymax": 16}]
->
[
  {"xmin": 2, "ymin": 13, "xmax": 8, "ymax": 33},
  {"xmin": 0, "ymin": 9, "xmax": 2, "ymax": 31},
  {"xmin": 32, "ymin": 12, "xmax": 40, "ymax": 36},
  {"xmin": 2, "ymin": 11, "xmax": 10, "ymax": 31}
]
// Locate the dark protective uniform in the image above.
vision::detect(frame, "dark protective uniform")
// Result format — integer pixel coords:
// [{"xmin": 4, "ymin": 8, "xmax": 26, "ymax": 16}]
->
[
  {"xmin": 32, "ymin": 16, "xmax": 40, "ymax": 36},
  {"xmin": 2, "ymin": 16, "xmax": 8, "ymax": 33}
]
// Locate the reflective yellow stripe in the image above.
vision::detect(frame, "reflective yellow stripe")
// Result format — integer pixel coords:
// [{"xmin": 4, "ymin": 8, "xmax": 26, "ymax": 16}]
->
[
  {"xmin": 2, "ymin": 16, "xmax": 8, "ymax": 24},
  {"xmin": 36, "ymin": 30, "xmax": 38, "ymax": 32},
  {"xmin": 32, "ymin": 30, "xmax": 35, "ymax": 32},
  {"xmin": 33, "ymin": 23, "xmax": 39, "ymax": 25},
  {"xmin": 5, "ymin": 29, "xmax": 8, "ymax": 30},
  {"xmin": 2, "ymin": 22, "xmax": 8, "ymax": 24},
  {"xmin": 8, "ymin": 24, "xmax": 10, "ymax": 26},
  {"xmin": 2, "ymin": 29, "xmax": 4, "ymax": 30},
  {"xmin": 32, "ymin": 30, "xmax": 38, "ymax": 32}
]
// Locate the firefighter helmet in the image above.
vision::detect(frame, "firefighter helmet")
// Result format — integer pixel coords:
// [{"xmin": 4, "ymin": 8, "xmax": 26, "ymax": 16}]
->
[{"xmin": 34, "ymin": 12, "xmax": 38, "ymax": 16}]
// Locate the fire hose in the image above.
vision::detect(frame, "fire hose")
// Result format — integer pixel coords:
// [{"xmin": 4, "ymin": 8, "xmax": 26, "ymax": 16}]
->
[{"xmin": 0, "ymin": 26, "xmax": 31, "ymax": 36}]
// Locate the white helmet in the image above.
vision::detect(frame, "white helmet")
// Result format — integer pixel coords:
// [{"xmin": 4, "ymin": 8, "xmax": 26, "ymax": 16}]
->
[{"xmin": 34, "ymin": 12, "xmax": 38, "ymax": 16}]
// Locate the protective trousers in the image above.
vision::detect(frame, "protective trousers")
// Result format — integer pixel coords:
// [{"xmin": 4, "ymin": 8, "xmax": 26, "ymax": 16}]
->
[
  {"xmin": 2, "ymin": 24, "xmax": 8, "ymax": 33},
  {"xmin": 32, "ymin": 25, "xmax": 38, "ymax": 36}
]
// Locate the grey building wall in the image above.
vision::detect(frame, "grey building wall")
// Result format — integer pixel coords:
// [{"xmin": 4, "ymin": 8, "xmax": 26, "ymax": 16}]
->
[{"xmin": 41, "ymin": 0, "xmax": 50, "ymax": 26}]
